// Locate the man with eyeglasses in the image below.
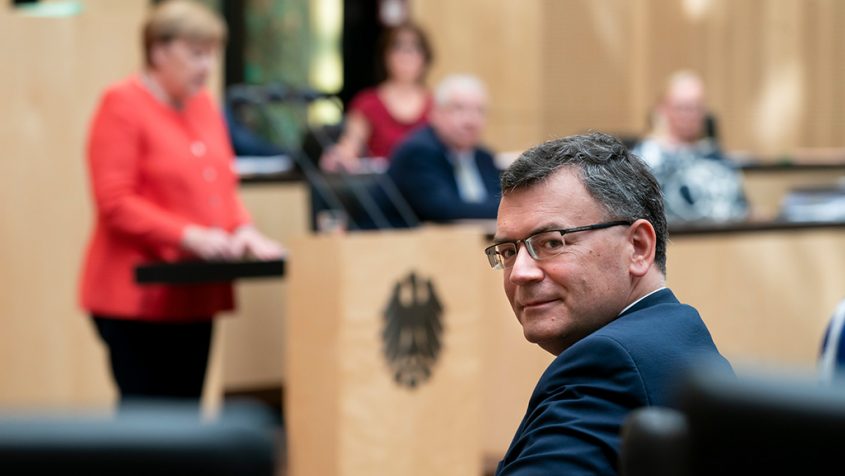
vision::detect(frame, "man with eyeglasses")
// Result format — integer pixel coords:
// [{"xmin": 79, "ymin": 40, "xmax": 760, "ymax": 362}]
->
[{"xmin": 489, "ymin": 132, "xmax": 731, "ymax": 475}]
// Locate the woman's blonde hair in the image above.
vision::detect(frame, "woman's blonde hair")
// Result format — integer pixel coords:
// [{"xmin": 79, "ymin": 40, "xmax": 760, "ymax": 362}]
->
[{"xmin": 142, "ymin": 0, "xmax": 227, "ymax": 67}]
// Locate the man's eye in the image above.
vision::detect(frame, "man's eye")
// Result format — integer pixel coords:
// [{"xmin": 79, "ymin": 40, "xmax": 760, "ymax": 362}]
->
[
  {"xmin": 499, "ymin": 246, "xmax": 517, "ymax": 259},
  {"xmin": 539, "ymin": 237, "xmax": 565, "ymax": 251}
]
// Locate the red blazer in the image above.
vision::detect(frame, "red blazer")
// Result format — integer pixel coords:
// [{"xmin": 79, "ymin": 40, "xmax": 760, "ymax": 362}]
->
[{"xmin": 79, "ymin": 76, "xmax": 250, "ymax": 320}]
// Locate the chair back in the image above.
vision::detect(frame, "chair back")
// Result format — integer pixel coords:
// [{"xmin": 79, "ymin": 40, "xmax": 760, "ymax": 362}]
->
[
  {"xmin": 622, "ymin": 364, "xmax": 845, "ymax": 476},
  {"xmin": 620, "ymin": 406, "xmax": 689, "ymax": 476},
  {"xmin": 0, "ymin": 402, "xmax": 277, "ymax": 476}
]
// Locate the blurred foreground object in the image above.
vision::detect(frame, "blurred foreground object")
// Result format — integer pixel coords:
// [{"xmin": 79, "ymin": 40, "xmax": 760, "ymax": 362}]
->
[
  {"xmin": 0, "ymin": 401, "xmax": 277, "ymax": 476},
  {"xmin": 622, "ymin": 364, "xmax": 845, "ymax": 476}
]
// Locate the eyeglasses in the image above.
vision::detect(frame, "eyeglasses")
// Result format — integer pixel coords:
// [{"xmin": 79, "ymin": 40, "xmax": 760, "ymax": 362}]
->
[{"xmin": 484, "ymin": 220, "xmax": 633, "ymax": 270}]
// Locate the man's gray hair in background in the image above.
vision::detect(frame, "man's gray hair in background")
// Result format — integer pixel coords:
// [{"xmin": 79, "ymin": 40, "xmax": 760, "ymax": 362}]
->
[{"xmin": 434, "ymin": 74, "xmax": 487, "ymax": 106}]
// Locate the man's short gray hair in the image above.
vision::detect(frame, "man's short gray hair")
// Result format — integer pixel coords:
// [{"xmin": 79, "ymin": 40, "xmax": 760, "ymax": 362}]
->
[{"xmin": 434, "ymin": 74, "xmax": 487, "ymax": 106}]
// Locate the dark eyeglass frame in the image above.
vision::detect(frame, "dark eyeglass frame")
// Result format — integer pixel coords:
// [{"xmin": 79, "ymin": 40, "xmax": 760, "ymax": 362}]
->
[{"xmin": 484, "ymin": 220, "xmax": 633, "ymax": 269}]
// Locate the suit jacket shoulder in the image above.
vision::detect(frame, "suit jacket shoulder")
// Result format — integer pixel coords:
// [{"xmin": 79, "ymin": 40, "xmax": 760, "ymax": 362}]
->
[
  {"xmin": 595, "ymin": 289, "xmax": 730, "ymax": 406},
  {"xmin": 497, "ymin": 333, "xmax": 648, "ymax": 475}
]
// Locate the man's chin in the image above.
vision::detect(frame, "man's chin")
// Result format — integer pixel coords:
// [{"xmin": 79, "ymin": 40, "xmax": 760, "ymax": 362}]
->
[
  {"xmin": 524, "ymin": 331, "xmax": 566, "ymax": 356},
  {"xmin": 458, "ymin": 138, "xmax": 479, "ymax": 149},
  {"xmin": 521, "ymin": 324, "xmax": 556, "ymax": 347}
]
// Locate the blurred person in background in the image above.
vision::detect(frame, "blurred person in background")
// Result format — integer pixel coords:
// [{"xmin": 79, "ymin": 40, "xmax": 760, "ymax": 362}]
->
[
  {"xmin": 385, "ymin": 74, "xmax": 500, "ymax": 222},
  {"xmin": 819, "ymin": 298, "xmax": 845, "ymax": 385},
  {"xmin": 320, "ymin": 22, "xmax": 434, "ymax": 172},
  {"xmin": 633, "ymin": 70, "xmax": 749, "ymax": 224},
  {"xmin": 79, "ymin": 0, "xmax": 283, "ymax": 404}
]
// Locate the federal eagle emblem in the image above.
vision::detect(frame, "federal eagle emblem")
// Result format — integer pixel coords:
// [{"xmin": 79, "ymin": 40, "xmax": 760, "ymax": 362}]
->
[{"xmin": 382, "ymin": 271, "xmax": 444, "ymax": 389}]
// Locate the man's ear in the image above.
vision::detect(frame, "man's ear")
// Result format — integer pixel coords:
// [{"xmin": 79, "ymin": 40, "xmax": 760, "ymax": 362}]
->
[{"xmin": 627, "ymin": 219, "xmax": 656, "ymax": 277}]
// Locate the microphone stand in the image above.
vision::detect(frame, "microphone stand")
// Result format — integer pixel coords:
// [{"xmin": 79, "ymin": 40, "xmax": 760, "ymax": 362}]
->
[
  {"xmin": 305, "ymin": 104, "xmax": 420, "ymax": 229},
  {"xmin": 229, "ymin": 83, "xmax": 420, "ymax": 230}
]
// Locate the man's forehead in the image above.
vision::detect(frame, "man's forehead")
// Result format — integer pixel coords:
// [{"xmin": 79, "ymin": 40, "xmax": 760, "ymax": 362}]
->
[
  {"xmin": 444, "ymin": 88, "xmax": 486, "ymax": 105},
  {"xmin": 495, "ymin": 171, "xmax": 602, "ymax": 238}
]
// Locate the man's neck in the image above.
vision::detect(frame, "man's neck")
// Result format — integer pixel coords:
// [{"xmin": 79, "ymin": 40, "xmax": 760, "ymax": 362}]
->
[
  {"xmin": 619, "ymin": 286, "xmax": 667, "ymax": 316},
  {"xmin": 623, "ymin": 271, "xmax": 667, "ymax": 313},
  {"xmin": 430, "ymin": 123, "xmax": 474, "ymax": 154}
]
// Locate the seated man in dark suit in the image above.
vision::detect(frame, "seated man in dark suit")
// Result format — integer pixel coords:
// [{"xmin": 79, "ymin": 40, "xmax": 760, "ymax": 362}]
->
[
  {"xmin": 386, "ymin": 74, "xmax": 500, "ymax": 222},
  {"xmin": 486, "ymin": 132, "xmax": 732, "ymax": 475}
]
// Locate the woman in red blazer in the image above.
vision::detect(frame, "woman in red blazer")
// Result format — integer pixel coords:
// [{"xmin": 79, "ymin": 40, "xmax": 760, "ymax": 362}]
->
[{"xmin": 79, "ymin": 0, "xmax": 283, "ymax": 403}]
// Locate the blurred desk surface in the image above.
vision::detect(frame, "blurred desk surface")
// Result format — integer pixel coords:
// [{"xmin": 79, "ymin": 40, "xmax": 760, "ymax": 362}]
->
[
  {"xmin": 736, "ymin": 159, "xmax": 845, "ymax": 173},
  {"xmin": 735, "ymin": 160, "xmax": 845, "ymax": 219},
  {"xmin": 733, "ymin": 148, "xmax": 845, "ymax": 169},
  {"xmin": 239, "ymin": 170, "xmax": 303, "ymax": 185},
  {"xmin": 669, "ymin": 218, "xmax": 845, "ymax": 236}
]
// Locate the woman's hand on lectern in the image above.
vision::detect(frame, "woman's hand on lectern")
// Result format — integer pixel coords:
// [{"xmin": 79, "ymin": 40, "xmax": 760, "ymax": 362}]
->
[
  {"xmin": 181, "ymin": 225, "xmax": 238, "ymax": 261},
  {"xmin": 230, "ymin": 225, "xmax": 286, "ymax": 260}
]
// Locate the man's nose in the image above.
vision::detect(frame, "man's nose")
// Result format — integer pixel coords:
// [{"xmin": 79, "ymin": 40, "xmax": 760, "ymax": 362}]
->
[{"xmin": 508, "ymin": 246, "xmax": 543, "ymax": 284}]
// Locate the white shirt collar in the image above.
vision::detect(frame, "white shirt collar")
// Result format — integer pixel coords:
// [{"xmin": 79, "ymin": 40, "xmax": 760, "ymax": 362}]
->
[{"xmin": 617, "ymin": 286, "xmax": 667, "ymax": 316}]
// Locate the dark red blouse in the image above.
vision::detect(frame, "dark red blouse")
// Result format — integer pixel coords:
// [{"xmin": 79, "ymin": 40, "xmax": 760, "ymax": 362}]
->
[{"xmin": 348, "ymin": 87, "xmax": 432, "ymax": 160}]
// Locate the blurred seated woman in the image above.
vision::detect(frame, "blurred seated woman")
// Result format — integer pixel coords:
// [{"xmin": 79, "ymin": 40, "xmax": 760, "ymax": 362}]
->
[
  {"xmin": 79, "ymin": 0, "xmax": 283, "ymax": 404},
  {"xmin": 320, "ymin": 22, "xmax": 434, "ymax": 172},
  {"xmin": 633, "ymin": 71, "xmax": 749, "ymax": 224}
]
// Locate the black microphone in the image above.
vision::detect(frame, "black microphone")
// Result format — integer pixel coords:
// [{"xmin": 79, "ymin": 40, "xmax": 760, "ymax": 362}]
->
[
  {"xmin": 263, "ymin": 83, "xmax": 335, "ymax": 103},
  {"xmin": 227, "ymin": 83, "xmax": 336, "ymax": 105}
]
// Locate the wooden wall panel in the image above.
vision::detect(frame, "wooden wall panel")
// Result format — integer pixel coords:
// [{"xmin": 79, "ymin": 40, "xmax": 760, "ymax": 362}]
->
[
  {"xmin": 833, "ymin": 1, "xmax": 845, "ymax": 147},
  {"xmin": 540, "ymin": 0, "xmax": 637, "ymax": 139},
  {"xmin": 0, "ymin": 0, "xmax": 147, "ymax": 407},
  {"xmin": 803, "ymin": 0, "xmax": 845, "ymax": 149},
  {"xmin": 413, "ymin": 0, "xmax": 845, "ymax": 156},
  {"xmin": 411, "ymin": 0, "xmax": 544, "ymax": 152}
]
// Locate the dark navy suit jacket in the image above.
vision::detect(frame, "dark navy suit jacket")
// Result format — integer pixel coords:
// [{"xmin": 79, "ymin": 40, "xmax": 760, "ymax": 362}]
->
[
  {"xmin": 496, "ymin": 288, "xmax": 732, "ymax": 475},
  {"xmin": 386, "ymin": 125, "xmax": 501, "ymax": 222}
]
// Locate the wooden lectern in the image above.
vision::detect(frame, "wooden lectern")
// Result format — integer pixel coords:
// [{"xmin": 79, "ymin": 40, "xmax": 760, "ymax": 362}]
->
[{"xmin": 285, "ymin": 226, "xmax": 483, "ymax": 476}]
